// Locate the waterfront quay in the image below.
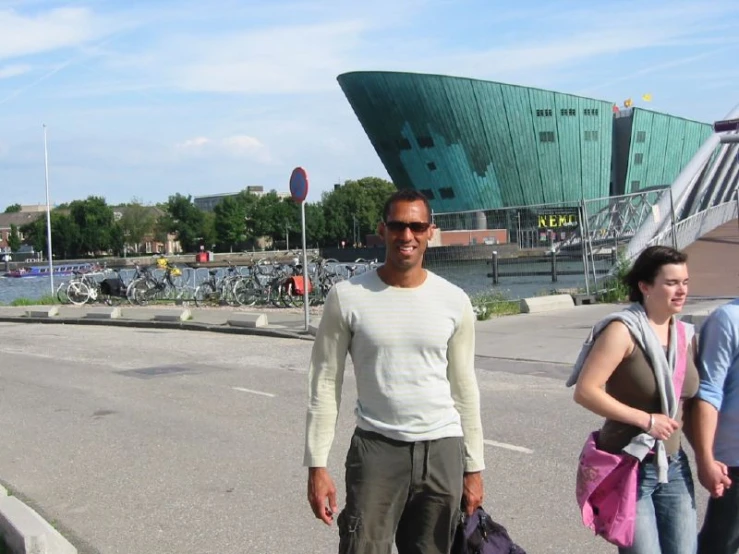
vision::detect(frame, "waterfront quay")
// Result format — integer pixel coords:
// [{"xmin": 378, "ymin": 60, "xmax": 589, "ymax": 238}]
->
[{"xmin": 0, "ymin": 221, "xmax": 735, "ymax": 554}]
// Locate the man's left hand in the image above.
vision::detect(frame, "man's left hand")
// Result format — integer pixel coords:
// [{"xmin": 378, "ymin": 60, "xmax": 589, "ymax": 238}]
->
[{"xmin": 462, "ymin": 472, "xmax": 484, "ymax": 516}]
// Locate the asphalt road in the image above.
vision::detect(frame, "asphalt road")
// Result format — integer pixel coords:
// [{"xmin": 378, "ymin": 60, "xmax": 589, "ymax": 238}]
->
[{"xmin": 0, "ymin": 321, "xmax": 710, "ymax": 554}]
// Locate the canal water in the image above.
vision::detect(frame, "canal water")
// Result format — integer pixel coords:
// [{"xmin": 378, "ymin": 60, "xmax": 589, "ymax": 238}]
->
[{"xmin": 0, "ymin": 259, "xmax": 601, "ymax": 305}]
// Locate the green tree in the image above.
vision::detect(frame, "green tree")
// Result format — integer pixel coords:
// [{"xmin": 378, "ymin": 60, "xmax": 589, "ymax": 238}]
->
[
  {"xmin": 51, "ymin": 213, "xmax": 82, "ymax": 259},
  {"xmin": 321, "ymin": 177, "xmax": 396, "ymax": 246},
  {"xmin": 8, "ymin": 224, "xmax": 21, "ymax": 252},
  {"xmin": 201, "ymin": 211, "xmax": 217, "ymax": 251},
  {"xmin": 69, "ymin": 196, "xmax": 116, "ymax": 255},
  {"xmin": 4, "ymin": 203, "xmax": 21, "ymax": 213},
  {"xmin": 109, "ymin": 223, "xmax": 125, "ymax": 257},
  {"xmin": 160, "ymin": 194, "xmax": 205, "ymax": 252},
  {"xmin": 20, "ymin": 211, "xmax": 81, "ymax": 259},
  {"xmin": 251, "ymin": 193, "xmax": 298, "ymax": 243},
  {"xmin": 214, "ymin": 195, "xmax": 251, "ymax": 251},
  {"xmin": 118, "ymin": 200, "xmax": 156, "ymax": 253},
  {"xmin": 304, "ymin": 202, "xmax": 326, "ymax": 247}
]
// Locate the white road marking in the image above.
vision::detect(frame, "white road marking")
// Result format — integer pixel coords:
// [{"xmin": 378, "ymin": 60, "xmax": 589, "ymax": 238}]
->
[
  {"xmin": 232, "ymin": 387, "xmax": 276, "ymax": 398},
  {"xmin": 483, "ymin": 439, "xmax": 533, "ymax": 454}
]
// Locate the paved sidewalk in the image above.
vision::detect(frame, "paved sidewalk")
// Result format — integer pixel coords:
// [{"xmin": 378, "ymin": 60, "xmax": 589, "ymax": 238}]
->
[{"xmin": 683, "ymin": 219, "xmax": 739, "ymax": 297}]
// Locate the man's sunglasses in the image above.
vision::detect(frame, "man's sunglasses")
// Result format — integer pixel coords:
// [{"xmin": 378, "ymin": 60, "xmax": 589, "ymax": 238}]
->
[{"xmin": 384, "ymin": 221, "xmax": 432, "ymax": 234}]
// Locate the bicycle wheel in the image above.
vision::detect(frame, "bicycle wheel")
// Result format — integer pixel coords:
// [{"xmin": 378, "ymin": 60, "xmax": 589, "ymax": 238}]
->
[
  {"xmin": 56, "ymin": 281, "xmax": 70, "ymax": 304},
  {"xmin": 128, "ymin": 278, "xmax": 154, "ymax": 306},
  {"xmin": 194, "ymin": 282, "xmax": 220, "ymax": 307},
  {"xmin": 176, "ymin": 285, "xmax": 196, "ymax": 307},
  {"xmin": 231, "ymin": 279, "xmax": 258, "ymax": 307},
  {"xmin": 66, "ymin": 280, "xmax": 91, "ymax": 306}
]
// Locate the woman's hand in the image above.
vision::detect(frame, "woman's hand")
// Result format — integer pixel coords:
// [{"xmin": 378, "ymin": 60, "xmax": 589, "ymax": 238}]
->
[{"xmin": 644, "ymin": 412, "xmax": 679, "ymax": 441}]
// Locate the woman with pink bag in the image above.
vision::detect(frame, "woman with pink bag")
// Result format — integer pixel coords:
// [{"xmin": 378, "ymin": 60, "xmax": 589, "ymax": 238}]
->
[{"xmin": 568, "ymin": 246, "xmax": 699, "ymax": 553}]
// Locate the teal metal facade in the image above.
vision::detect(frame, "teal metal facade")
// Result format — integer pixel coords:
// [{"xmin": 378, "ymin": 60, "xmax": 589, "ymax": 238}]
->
[
  {"xmin": 619, "ymin": 109, "xmax": 713, "ymax": 195},
  {"xmin": 338, "ymin": 71, "xmax": 711, "ymax": 213}
]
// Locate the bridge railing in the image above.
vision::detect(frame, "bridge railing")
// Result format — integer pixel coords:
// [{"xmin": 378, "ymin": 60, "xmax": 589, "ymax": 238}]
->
[{"xmin": 646, "ymin": 196, "xmax": 738, "ymax": 252}]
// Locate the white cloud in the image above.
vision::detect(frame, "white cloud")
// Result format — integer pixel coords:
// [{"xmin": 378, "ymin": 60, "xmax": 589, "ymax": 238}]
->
[
  {"xmin": 160, "ymin": 20, "xmax": 366, "ymax": 94},
  {"xmin": 396, "ymin": 1, "xmax": 739, "ymax": 83},
  {"xmin": 175, "ymin": 135, "xmax": 274, "ymax": 163},
  {"xmin": 0, "ymin": 63, "xmax": 30, "ymax": 78},
  {"xmin": 176, "ymin": 137, "xmax": 212, "ymax": 149},
  {"xmin": 0, "ymin": 7, "xmax": 111, "ymax": 60}
]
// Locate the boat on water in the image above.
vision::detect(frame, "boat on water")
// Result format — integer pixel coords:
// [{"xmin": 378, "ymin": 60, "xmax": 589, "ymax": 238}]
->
[{"xmin": 3, "ymin": 263, "xmax": 100, "ymax": 279}]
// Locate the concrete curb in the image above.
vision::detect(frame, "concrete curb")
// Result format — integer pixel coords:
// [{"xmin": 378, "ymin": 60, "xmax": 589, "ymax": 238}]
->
[
  {"xmin": 520, "ymin": 294, "xmax": 576, "ymax": 314},
  {"xmin": 0, "ymin": 316, "xmax": 315, "ymax": 341},
  {"xmin": 0, "ymin": 488, "xmax": 77, "ymax": 554}
]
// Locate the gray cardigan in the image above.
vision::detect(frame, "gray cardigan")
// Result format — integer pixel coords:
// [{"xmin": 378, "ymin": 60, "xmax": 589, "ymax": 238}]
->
[{"xmin": 567, "ymin": 303, "xmax": 694, "ymax": 483}]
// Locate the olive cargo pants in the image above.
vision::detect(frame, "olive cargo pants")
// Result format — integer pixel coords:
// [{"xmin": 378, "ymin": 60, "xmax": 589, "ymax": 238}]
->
[{"xmin": 338, "ymin": 427, "xmax": 464, "ymax": 554}]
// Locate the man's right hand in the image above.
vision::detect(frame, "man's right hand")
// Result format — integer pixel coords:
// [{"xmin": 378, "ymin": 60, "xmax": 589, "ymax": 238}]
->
[
  {"xmin": 307, "ymin": 467, "xmax": 338, "ymax": 525},
  {"xmin": 698, "ymin": 458, "xmax": 732, "ymax": 499}
]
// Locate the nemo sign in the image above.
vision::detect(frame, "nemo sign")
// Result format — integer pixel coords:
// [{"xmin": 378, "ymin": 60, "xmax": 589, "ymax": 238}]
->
[{"xmin": 537, "ymin": 213, "xmax": 578, "ymax": 229}]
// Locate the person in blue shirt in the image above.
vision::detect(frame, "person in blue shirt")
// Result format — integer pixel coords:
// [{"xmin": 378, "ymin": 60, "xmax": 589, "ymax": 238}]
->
[{"xmin": 692, "ymin": 298, "xmax": 739, "ymax": 554}]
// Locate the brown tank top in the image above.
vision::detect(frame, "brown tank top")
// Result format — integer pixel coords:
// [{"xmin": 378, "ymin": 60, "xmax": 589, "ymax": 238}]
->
[{"xmin": 598, "ymin": 341, "xmax": 699, "ymax": 456}]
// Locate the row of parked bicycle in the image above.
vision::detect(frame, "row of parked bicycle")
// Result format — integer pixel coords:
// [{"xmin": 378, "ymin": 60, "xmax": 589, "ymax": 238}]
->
[{"xmin": 55, "ymin": 255, "xmax": 381, "ymax": 308}]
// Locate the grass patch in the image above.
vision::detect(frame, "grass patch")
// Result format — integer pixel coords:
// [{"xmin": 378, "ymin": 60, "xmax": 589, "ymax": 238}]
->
[
  {"xmin": 8, "ymin": 295, "xmax": 58, "ymax": 307},
  {"xmin": 596, "ymin": 252, "xmax": 631, "ymax": 304},
  {"xmin": 471, "ymin": 291, "xmax": 521, "ymax": 320}
]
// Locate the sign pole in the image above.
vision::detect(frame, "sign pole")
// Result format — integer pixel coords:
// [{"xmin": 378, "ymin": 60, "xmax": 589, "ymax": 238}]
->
[
  {"xmin": 289, "ymin": 167, "xmax": 311, "ymax": 333},
  {"xmin": 301, "ymin": 201, "xmax": 309, "ymax": 331},
  {"xmin": 43, "ymin": 124, "xmax": 54, "ymax": 296}
]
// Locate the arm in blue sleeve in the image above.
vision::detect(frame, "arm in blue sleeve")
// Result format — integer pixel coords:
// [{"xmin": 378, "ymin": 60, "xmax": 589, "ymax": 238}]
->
[{"xmin": 697, "ymin": 309, "xmax": 738, "ymax": 411}]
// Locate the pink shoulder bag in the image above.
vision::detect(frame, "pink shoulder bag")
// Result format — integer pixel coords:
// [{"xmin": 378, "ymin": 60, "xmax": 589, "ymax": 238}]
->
[{"xmin": 575, "ymin": 320, "xmax": 688, "ymax": 547}]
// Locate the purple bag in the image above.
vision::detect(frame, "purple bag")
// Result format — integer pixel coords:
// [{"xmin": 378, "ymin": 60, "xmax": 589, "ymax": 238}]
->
[
  {"xmin": 575, "ymin": 321, "xmax": 688, "ymax": 547},
  {"xmin": 451, "ymin": 507, "xmax": 526, "ymax": 554}
]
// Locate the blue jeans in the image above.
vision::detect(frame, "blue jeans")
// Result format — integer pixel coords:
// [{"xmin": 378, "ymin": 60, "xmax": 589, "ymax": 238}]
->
[{"xmin": 619, "ymin": 450, "xmax": 697, "ymax": 554}]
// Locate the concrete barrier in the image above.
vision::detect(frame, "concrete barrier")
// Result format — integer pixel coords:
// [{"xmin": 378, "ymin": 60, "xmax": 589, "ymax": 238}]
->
[
  {"xmin": 520, "ymin": 294, "xmax": 575, "ymax": 314},
  {"xmin": 0, "ymin": 496, "xmax": 77, "ymax": 554},
  {"xmin": 153, "ymin": 309, "xmax": 192, "ymax": 322},
  {"xmin": 85, "ymin": 307, "xmax": 122, "ymax": 319},
  {"xmin": 227, "ymin": 313, "xmax": 268, "ymax": 329},
  {"xmin": 679, "ymin": 313, "xmax": 710, "ymax": 333},
  {"xmin": 120, "ymin": 308, "xmax": 191, "ymax": 322},
  {"xmin": 25, "ymin": 306, "xmax": 59, "ymax": 318}
]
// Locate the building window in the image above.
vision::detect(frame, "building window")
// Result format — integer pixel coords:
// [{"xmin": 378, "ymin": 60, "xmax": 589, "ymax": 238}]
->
[
  {"xmin": 536, "ymin": 109, "xmax": 553, "ymax": 117},
  {"xmin": 539, "ymin": 131, "xmax": 555, "ymax": 143},
  {"xmin": 396, "ymin": 138, "xmax": 412, "ymax": 150},
  {"xmin": 584, "ymin": 130, "xmax": 599, "ymax": 141},
  {"xmin": 630, "ymin": 180, "xmax": 641, "ymax": 191},
  {"xmin": 635, "ymin": 131, "xmax": 646, "ymax": 143},
  {"xmin": 439, "ymin": 187, "xmax": 455, "ymax": 199},
  {"xmin": 419, "ymin": 189, "xmax": 435, "ymax": 200},
  {"xmin": 417, "ymin": 136, "xmax": 434, "ymax": 148},
  {"xmin": 560, "ymin": 108, "xmax": 576, "ymax": 116},
  {"xmin": 427, "ymin": 162, "xmax": 437, "ymax": 171},
  {"xmin": 583, "ymin": 108, "xmax": 600, "ymax": 116},
  {"xmin": 634, "ymin": 153, "xmax": 644, "ymax": 165}
]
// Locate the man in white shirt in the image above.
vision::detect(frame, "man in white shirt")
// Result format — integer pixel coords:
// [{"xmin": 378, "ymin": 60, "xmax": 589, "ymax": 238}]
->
[{"xmin": 304, "ymin": 189, "xmax": 485, "ymax": 554}]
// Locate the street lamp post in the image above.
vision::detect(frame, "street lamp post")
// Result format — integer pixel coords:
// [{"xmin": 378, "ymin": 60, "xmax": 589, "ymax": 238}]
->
[{"xmin": 43, "ymin": 124, "xmax": 54, "ymax": 295}]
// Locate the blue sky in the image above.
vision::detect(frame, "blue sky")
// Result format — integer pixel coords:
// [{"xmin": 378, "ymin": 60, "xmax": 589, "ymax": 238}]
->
[{"xmin": 1, "ymin": 0, "xmax": 738, "ymax": 209}]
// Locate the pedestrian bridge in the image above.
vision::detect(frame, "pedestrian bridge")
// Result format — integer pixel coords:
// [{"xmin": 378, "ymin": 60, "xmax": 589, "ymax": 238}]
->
[{"xmin": 626, "ymin": 105, "xmax": 739, "ymax": 257}]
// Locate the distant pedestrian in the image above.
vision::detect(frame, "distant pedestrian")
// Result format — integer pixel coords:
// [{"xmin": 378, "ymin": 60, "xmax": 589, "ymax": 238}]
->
[
  {"xmin": 692, "ymin": 298, "xmax": 738, "ymax": 554},
  {"xmin": 569, "ymin": 246, "xmax": 698, "ymax": 553},
  {"xmin": 304, "ymin": 189, "xmax": 485, "ymax": 554}
]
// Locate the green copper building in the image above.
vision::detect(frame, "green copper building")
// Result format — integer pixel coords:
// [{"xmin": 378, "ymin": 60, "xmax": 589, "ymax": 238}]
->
[{"xmin": 337, "ymin": 71, "xmax": 712, "ymax": 213}]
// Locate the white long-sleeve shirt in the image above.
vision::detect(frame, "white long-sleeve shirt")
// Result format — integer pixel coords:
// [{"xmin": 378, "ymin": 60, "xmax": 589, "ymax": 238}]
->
[{"xmin": 303, "ymin": 269, "xmax": 485, "ymax": 472}]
